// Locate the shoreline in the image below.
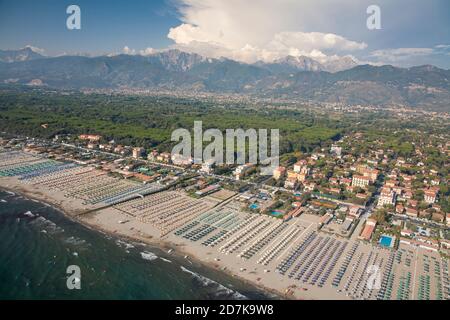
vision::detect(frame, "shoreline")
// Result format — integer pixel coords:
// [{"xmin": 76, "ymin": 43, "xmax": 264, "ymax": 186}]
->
[
  {"xmin": 0, "ymin": 184, "xmax": 285, "ymax": 300},
  {"xmin": 3, "ymin": 170, "xmax": 446, "ymax": 300}
]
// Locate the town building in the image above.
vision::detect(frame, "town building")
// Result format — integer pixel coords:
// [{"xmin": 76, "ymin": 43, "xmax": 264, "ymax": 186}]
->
[
  {"xmin": 348, "ymin": 206, "xmax": 362, "ymax": 218},
  {"xmin": 284, "ymin": 177, "xmax": 298, "ymax": 189},
  {"xmin": 234, "ymin": 163, "xmax": 254, "ymax": 180},
  {"xmin": 132, "ymin": 147, "xmax": 145, "ymax": 159},
  {"xmin": 79, "ymin": 134, "xmax": 102, "ymax": 141},
  {"xmin": 395, "ymin": 204, "xmax": 404, "ymax": 214},
  {"xmin": 293, "ymin": 160, "xmax": 307, "ymax": 173},
  {"xmin": 87, "ymin": 142, "xmax": 98, "ymax": 150},
  {"xmin": 424, "ymin": 189, "xmax": 438, "ymax": 204},
  {"xmin": 200, "ymin": 159, "xmax": 215, "ymax": 174},
  {"xmin": 359, "ymin": 219, "xmax": 377, "ymax": 241},
  {"xmin": 377, "ymin": 187, "xmax": 396, "ymax": 208},
  {"xmin": 352, "ymin": 175, "xmax": 370, "ymax": 188},
  {"xmin": 406, "ymin": 207, "xmax": 418, "ymax": 218},
  {"xmin": 156, "ymin": 152, "xmax": 171, "ymax": 163},
  {"xmin": 273, "ymin": 166, "xmax": 286, "ymax": 180},
  {"xmin": 330, "ymin": 145, "xmax": 342, "ymax": 157},
  {"xmin": 171, "ymin": 153, "xmax": 193, "ymax": 166}
]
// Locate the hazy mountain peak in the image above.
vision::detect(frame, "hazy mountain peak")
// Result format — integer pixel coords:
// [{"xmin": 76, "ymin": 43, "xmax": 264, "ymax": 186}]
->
[
  {"xmin": 409, "ymin": 64, "xmax": 442, "ymax": 72},
  {"xmin": 151, "ymin": 49, "xmax": 208, "ymax": 72},
  {"xmin": 321, "ymin": 56, "xmax": 358, "ymax": 73},
  {"xmin": 261, "ymin": 54, "xmax": 358, "ymax": 73},
  {"xmin": 0, "ymin": 47, "xmax": 45, "ymax": 63},
  {"xmin": 23, "ymin": 45, "xmax": 45, "ymax": 55},
  {"xmin": 273, "ymin": 55, "xmax": 324, "ymax": 71}
]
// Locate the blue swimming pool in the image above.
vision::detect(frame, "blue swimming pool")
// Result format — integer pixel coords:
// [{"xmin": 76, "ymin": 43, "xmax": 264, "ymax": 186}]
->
[
  {"xmin": 270, "ymin": 211, "xmax": 284, "ymax": 217},
  {"xmin": 249, "ymin": 203, "xmax": 259, "ymax": 210},
  {"xmin": 379, "ymin": 235, "xmax": 393, "ymax": 247}
]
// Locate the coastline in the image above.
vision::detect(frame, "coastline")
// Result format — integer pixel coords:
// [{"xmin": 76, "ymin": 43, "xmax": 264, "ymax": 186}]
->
[
  {"xmin": 0, "ymin": 183, "xmax": 285, "ymax": 300},
  {"xmin": 3, "ymin": 155, "xmax": 446, "ymax": 300}
]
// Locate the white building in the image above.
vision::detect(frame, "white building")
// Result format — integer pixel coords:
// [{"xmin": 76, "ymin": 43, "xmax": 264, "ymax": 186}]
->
[
  {"xmin": 352, "ymin": 175, "xmax": 370, "ymax": 188},
  {"xmin": 171, "ymin": 154, "xmax": 193, "ymax": 166},
  {"xmin": 330, "ymin": 145, "xmax": 342, "ymax": 157},
  {"xmin": 200, "ymin": 159, "xmax": 215, "ymax": 174},
  {"xmin": 234, "ymin": 163, "xmax": 254, "ymax": 180},
  {"xmin": 424, "ymin": 190, "xmax": 437, "ymax": 204},
  {"xmin": 132, "ymin": 147, "xmax": 145, "ymax": 159},
  {"xmin": 377, "ymin": 187, "xmax": 396, "ymax": 208}
]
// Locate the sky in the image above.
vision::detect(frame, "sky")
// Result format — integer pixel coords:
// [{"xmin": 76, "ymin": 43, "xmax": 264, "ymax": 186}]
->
[{"xmin": 0, "ymin": 0, "xmax": 449, "ymax": 68}]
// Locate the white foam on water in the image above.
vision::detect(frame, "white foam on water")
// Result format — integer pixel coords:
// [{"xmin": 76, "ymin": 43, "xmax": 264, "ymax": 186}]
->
[
  {"xmin": 180, "ymin": 266, "xmax": 247, "ymax": 300},
  {"xmin": 140, "ymin": 251, "xmax": 158, "ymax": 261},
  {"xmin": 0, "ymin": 199, "xmax": 7, "ymax": 203},
  {"xmin": 116, "ymin": 239, "xmax": 135, "ymax": 250},
  {"xmin": 31, "ymin": 216, "xmax": 65, "ymax": 234},
  {"xmin": 64, "ymin": 236, "xmax": 87, "ymax": 246},
  {"xmin": 23, "ymin": 211, "xmax": 35, "ymax": 217}
]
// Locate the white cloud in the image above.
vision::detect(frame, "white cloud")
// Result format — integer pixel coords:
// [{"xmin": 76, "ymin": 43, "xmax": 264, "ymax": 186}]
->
[
  {"xmin": 367, "ymin": 46, "xmax": 450, "ymax": 69},
  {"xmin": 370, "ymin": 48, "xmax": 435, "ymax": 63},
  {"xmin": 268, "ymin": 32, "xmax": 367, "ymax": 52},
  {"xmin": 121, "ymin": 46, "xmax": 159, "ymax": 56},
  {"xmin": 434, "ymin": 44, "xmax": 450, "ymax": 56},
  {"xmin": 122, "ymin": 46, "xmax": 136, "ymax": 55},
  {"xmin": 139, "ymin": 47, "xmax": 156, "ymax": 56},
  {"xmin": 366, "ymin": 44, "xmax": 450, "ymax": 67},
  {"xmin": 167, "ymin": 0, "xmax": 367, "ymax": 63}
]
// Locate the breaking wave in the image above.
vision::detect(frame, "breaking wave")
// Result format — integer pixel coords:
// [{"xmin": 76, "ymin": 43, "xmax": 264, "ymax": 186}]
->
[
  {"xmin": 30, "ymin": 216, "xmax": 65, "ymax": 234},
  {"xmin": 180, "ymin": 266, "xmax": 247, "ymax": 300},
  {"xmin": 64, "ymin": 236, "xmax": 88, "ymax": 246},
  {"xmin": 23, "ymin": 210, "xmax": 35, "ymax": 217},
  {"xmin": 140, "ymin": 251, "xmax": 158, "ymax": 261},
  {"xmin": 116, "ymin": 239, "xmax": 135, "ymax": 250}
]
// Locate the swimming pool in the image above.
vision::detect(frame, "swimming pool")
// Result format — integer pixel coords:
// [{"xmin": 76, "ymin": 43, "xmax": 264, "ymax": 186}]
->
[
  {"xmin": 379, "ymin": 235, "xmax": 393, "ymax": 247},
  {"xmin": 270, "ymin": 211, "xmax": 284, "ymax": 218},
  {"xmin": 249, "ymin": 203, "xmax": 259, "ymax": 210}
]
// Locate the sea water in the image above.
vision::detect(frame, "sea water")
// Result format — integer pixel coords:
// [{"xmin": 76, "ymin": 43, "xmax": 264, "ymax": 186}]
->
[{"xmin": 0, "ymin": 190, "xmax": 272, "ymax": 300}]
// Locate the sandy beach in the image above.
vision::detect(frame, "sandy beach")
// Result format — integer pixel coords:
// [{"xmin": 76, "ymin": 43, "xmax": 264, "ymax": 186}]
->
[
  {"xmin": 0, "ymin": 176, "xmax": 289, "ymax": 299},
  {"xmin": 1, "ymin": 171, "xmax": 447, "ymax": 300},
  {"xmin": 0, "ymin": 174, "xmax": 343, "ymax": 299}
]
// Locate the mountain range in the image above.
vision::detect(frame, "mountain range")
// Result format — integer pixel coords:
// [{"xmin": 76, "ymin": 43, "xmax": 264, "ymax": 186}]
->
[
  {"xmin": 0, "ymin": 48, "xmax": 449, "ymax": 111},
  {"xmin": 0, "ymin": 47, "xmax": 45, "ymax": 63}
]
